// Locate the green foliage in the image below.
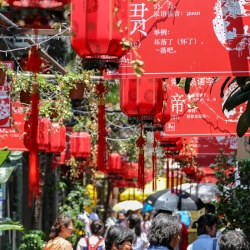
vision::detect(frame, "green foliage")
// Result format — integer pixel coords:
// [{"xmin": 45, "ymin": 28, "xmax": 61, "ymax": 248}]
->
[
  {"xmin": 59, "ymin": 182, "xmax": 92, "ymax": 247},
  {"xmin": 18, "ymin": 230, "xmax": 46, "ymax": 250},
  {"xmin": 0, "ymin": 218, "xmax": 24, "ymax": 231},
  {"xmin": 212, "ymin": 151, "xmax": 250, "ymax": 240},
  {"xmin": 221, "ymin": 77, "xmax": 250, "ymax": 137},
  {"xmin": 236, "ymin": 111, "xmax": 249, "ymax": 137}
]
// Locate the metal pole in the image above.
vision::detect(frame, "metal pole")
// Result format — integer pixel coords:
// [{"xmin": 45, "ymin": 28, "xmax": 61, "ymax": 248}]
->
[{"xmin": 12, "ymin": 212, "xmax": 16, "ymax": 250}]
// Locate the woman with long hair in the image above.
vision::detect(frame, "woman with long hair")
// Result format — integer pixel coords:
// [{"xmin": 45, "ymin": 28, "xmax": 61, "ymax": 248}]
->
[
  {"xmin": 187, "ymin": 214, "xmax": 219, "ymax": 250},
  {"xmin": 44, "ymin": 214, "xmax": 74, "ymax": 250},
  {"xmin": 76, "ymin": 220, "xmax": 105, "ymax": 250},
  {"xmin": 141, "ymin": 212, "xmax": 151, "ymax": 236},
  {"xmin": 126, "ymin": 213, "xmax": 149, "ymax": 250}
]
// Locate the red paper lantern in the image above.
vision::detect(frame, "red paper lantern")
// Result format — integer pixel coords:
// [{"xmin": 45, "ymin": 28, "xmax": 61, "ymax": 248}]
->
[
  {"xmin": 144, "ymin": 168, "xmax": 153, "ymax": 183},
  {"xmin": 24, "ymin": 117, "xmax": 51, "ymax": 151},
  {"xmin": 71, "ymin": 0, "xmax": 129, "ymax": 60},
  {"xmin": 70, "ymin": 132, "xmax": 91, "ymax": 159},
  {"xmin": 120, "ymin": 78, "xmax": 164, "ymax": 121},
  {"xmin": 108, "ymin": 153, "xmax": 121, "ymax": 173},
  {"xmin": 5, "ymin": 0, "xmax": 70, "ymax": 8},
  {"xmin": 46, "ymin": 123, "xmax": 66, "ymax": 153},
  {"xmin": 113, "ymin": 179, "xmax": 128, "ymax": 189},
  {"xmin": 154, "ymin": 83, "xmax": 171, "ymax": 126},
  {"xmin": 125, "ymin": 162, "xmax": 138, "ymax": 181}
]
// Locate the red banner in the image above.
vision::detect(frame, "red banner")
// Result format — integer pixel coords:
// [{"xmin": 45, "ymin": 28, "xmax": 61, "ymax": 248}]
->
[
  {"xmin": 162, "ymin": 77, "xmax": 248, "ymax": 136},
  {"xmin": 0, "ymin": 103, "xmax": 26, "ymax": 151},
  {"xmin": 104, "ymin": 0, "xmax": 250, "ymax": 78},
  {"xmin": 188, "ymin": 136, "xmax": 237, "ymax": 167}
]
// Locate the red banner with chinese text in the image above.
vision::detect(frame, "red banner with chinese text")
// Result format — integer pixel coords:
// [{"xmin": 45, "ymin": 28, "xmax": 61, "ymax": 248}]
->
[
  {"xmin": 163, "ymin": 77, "xmax": 249, "ymax": 136},
  {"xmin": 0, "ymin": 61, "xmax": 14, "ymax": 128},
  {"xmin": 185, "ymin": 136, "xmax": 237, "ymax": 167},
  {"xmin": 104, "ymin": 0, "xmax": 250, "ymax": 78},
  {"xmin": 0, "ymin": 102, "xmax": 26, "ymax": 151}
]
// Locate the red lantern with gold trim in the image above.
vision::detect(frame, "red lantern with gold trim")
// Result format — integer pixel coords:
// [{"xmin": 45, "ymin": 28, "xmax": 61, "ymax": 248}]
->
[
  {"xmin": 71, "ymin": 0, "xmax": 130, "ymax": 60},
  {"xmin": 5, "ymin": 0, "xmax": 70, "ymax": 8},
  {"xmin": 108, "ymin": 153, "xmax": 121, "ymax": 174},
  {"xmin": 125, "ymin": 162, "xmax": 138, "ymax": 181},
  {"xmin": 70, "ymin": 132, "xmax": 91, "ymax": 159},
  {"xmin": 144, "ymin": 168, "xmax": 153, "ymax": 183},
  {"xmin": 120, "ymin": 78, "xmax": 164, "ymax": 122},
  {"xmin": 46, "ymin": 123, "xmax": 66, "ymax": 153},
  {"xmin": 24, "ymin": 117, "xmax": 51, "ymax": 151}
]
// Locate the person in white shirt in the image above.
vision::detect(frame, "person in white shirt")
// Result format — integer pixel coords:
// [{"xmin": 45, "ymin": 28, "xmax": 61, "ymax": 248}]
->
[
  {"xmin": 187, "ymin": 214, "xmax": 219, "ymax": 250},
  {"xmin": 76, "ymin": 220, "xmax": 105, "ymax": 250},
  {"xmin": 126, "ymin": 213, "xmax": 149, "ymax": 250},
  {"xmin": 141, "ymin": 212, "xmax": 151, "ymax": 236}
]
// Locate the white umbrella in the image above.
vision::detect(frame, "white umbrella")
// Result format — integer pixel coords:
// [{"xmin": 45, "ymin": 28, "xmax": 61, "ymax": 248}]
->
[
  {"xmin": 113, "ymin": 200, "xmax": 143, "ymax": 212},
  {"xmin": 176, "ymin": 183, "xmax": 219, "ymax": 204}
]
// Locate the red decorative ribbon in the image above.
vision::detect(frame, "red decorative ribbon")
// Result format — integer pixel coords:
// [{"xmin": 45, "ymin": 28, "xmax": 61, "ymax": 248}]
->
[
  {"xmin": 28, "ymin": 83, "xmax": 39, "ymax": 206},
  {"xmin": 152, "ymin": 139, "xmax": 157, "ymax": 191},
  {"xmin": 96, "ymin": 81, "xmax": 107, "ymax": 172},
  {"xmin": 136, "ymin": 125, "xmax": 146, "ymax": 190}
]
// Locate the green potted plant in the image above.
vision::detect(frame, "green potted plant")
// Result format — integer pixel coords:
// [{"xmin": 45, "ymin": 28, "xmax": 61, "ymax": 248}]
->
[
  {"xmin": 59, "ymin": 182, "xmax": 92, "ymax": 248},
  {"xmin": 18, "ymin": 230, "xmax": 46, "ymax": 250},
  {"xmin": 57, "ymin": 71, "xmax": 94, "ymax": 99},
  {"xmin": 0, "ymin": 62, "xmax": 15, "ymax": 86}
]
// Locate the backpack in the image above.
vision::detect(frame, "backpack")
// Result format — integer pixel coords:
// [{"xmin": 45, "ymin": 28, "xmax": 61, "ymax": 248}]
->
[
  {"xmin": 178, "ymin": 211, "xmax": 191, "ymax": 228},
  {"xmin": 85, "ymin": 237, "xmax": 104, "ymax": 250}
]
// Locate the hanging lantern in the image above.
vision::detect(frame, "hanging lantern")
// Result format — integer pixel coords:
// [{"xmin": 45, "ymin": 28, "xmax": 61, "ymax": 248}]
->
[
  {"xmin": 125, "ymin": 162, "xmax": 138, "ymax": 181},
  {"xmin": 5, "ymin": 0, "xmax": 70, "ymax": 8},
  {"xmin": 154, "ymin": 83, "xmax": 171, "ymax": 127},
  {"xmin": 24, "ymin": 117, "xmax": 51, "ymax": 151},
  {"xmin": 144, "ymin": 168, "xmax": 153, "ymax": 183},
  {"xmin": 70, "ymin": 132, "xmax": 91, "ymax": 159},
  {"xmin": 108, "ymin": 153, "xmax": 121, "ymax": 174},
  {"xmin": 46, "ymin": 123, "xmax": 66, "ymax": 154},
  {"xmin": 113, "ymin": 179, "xmax": 128, "ymax": 189},
  {"xmin": 120, "ymin": 78, "xmax": 164, "ymax": 122},
  {"xmin": 71, "ymin": 0, "xmax": 130, "ymax": 61}
]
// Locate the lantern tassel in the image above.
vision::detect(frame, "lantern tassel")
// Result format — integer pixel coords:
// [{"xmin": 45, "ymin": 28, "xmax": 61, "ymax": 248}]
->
[
  {"xmin": 138, "ymin": 149, "xmax": 145, "ymax": 190},
  {"xmin": 28, "ymin": 83, "xmax": 39, "ymax": 206},
  {"xmin": 152, "ymin": 152, "xmax": 157, "ymax": 191},
  {"xmin": 136, "ymin": 125, "xmax": 146, "ymax": 191},
  {"xmin": 171, "ymin": 169, "xmax": 174, "ymax": 193},
  {"xmin": 166, "ymin": 158, "xmax": 169, "ymax": 189},
  {"xmin": 97, "ymin": 97, "xmax": 106, "ymax": 172}
]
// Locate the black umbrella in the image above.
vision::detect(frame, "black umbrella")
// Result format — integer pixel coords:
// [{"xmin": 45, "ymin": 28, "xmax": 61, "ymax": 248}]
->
[{"xmin": 144, "ymin": 189, "xmax": 204, "ymax": 211}]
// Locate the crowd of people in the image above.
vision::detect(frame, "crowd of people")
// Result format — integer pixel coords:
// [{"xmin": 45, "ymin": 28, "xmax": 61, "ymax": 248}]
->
[{"xmin": 43, "ymin": 209, "xmax": 250, "ymax": 250}]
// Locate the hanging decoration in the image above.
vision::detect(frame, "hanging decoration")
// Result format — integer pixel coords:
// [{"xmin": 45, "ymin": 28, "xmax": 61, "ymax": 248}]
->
[
  {"xmin": 71, "ymin": 0, "xmax": 130, "ymax": 63},
  {"xmin": 96, "ymin": 81, "xmax": 107, "ymax": 172},
  {"xmin": 46, "ymin": 123, "xmax": 66, "ymax": 154},
  {"xmin": 108, "ymin": 153, "xmax": 121, "ymax": 174},
  {"xmin": 5, "ymin": 0, "xmax": 71, "ymax": 8},
  {"xmin": 23, "ymin": 45, "xmax": 50, "ymax": 206},
  {"xmin": 152, "ymin": 138, "xmax": 157, "ymax": 191},
  {"xmin": 24, "ymin": 118, "xmax": 51, "ymax": 151},
  {"xmin": 136, "ymin": 125, "xmax": 146, "ymax": 190},
  {"xmin": 70, "ymin": 132, "xmax": 91, "ymax": 159},
  {"xmin": 120, "ymin": 78, "xmax": 163, "ymax": 124}
]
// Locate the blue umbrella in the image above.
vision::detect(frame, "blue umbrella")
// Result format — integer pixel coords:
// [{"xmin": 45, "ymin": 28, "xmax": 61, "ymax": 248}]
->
[{"xmin": 141, "ymin": 203, "xmax": 155, "ymax": 213}]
